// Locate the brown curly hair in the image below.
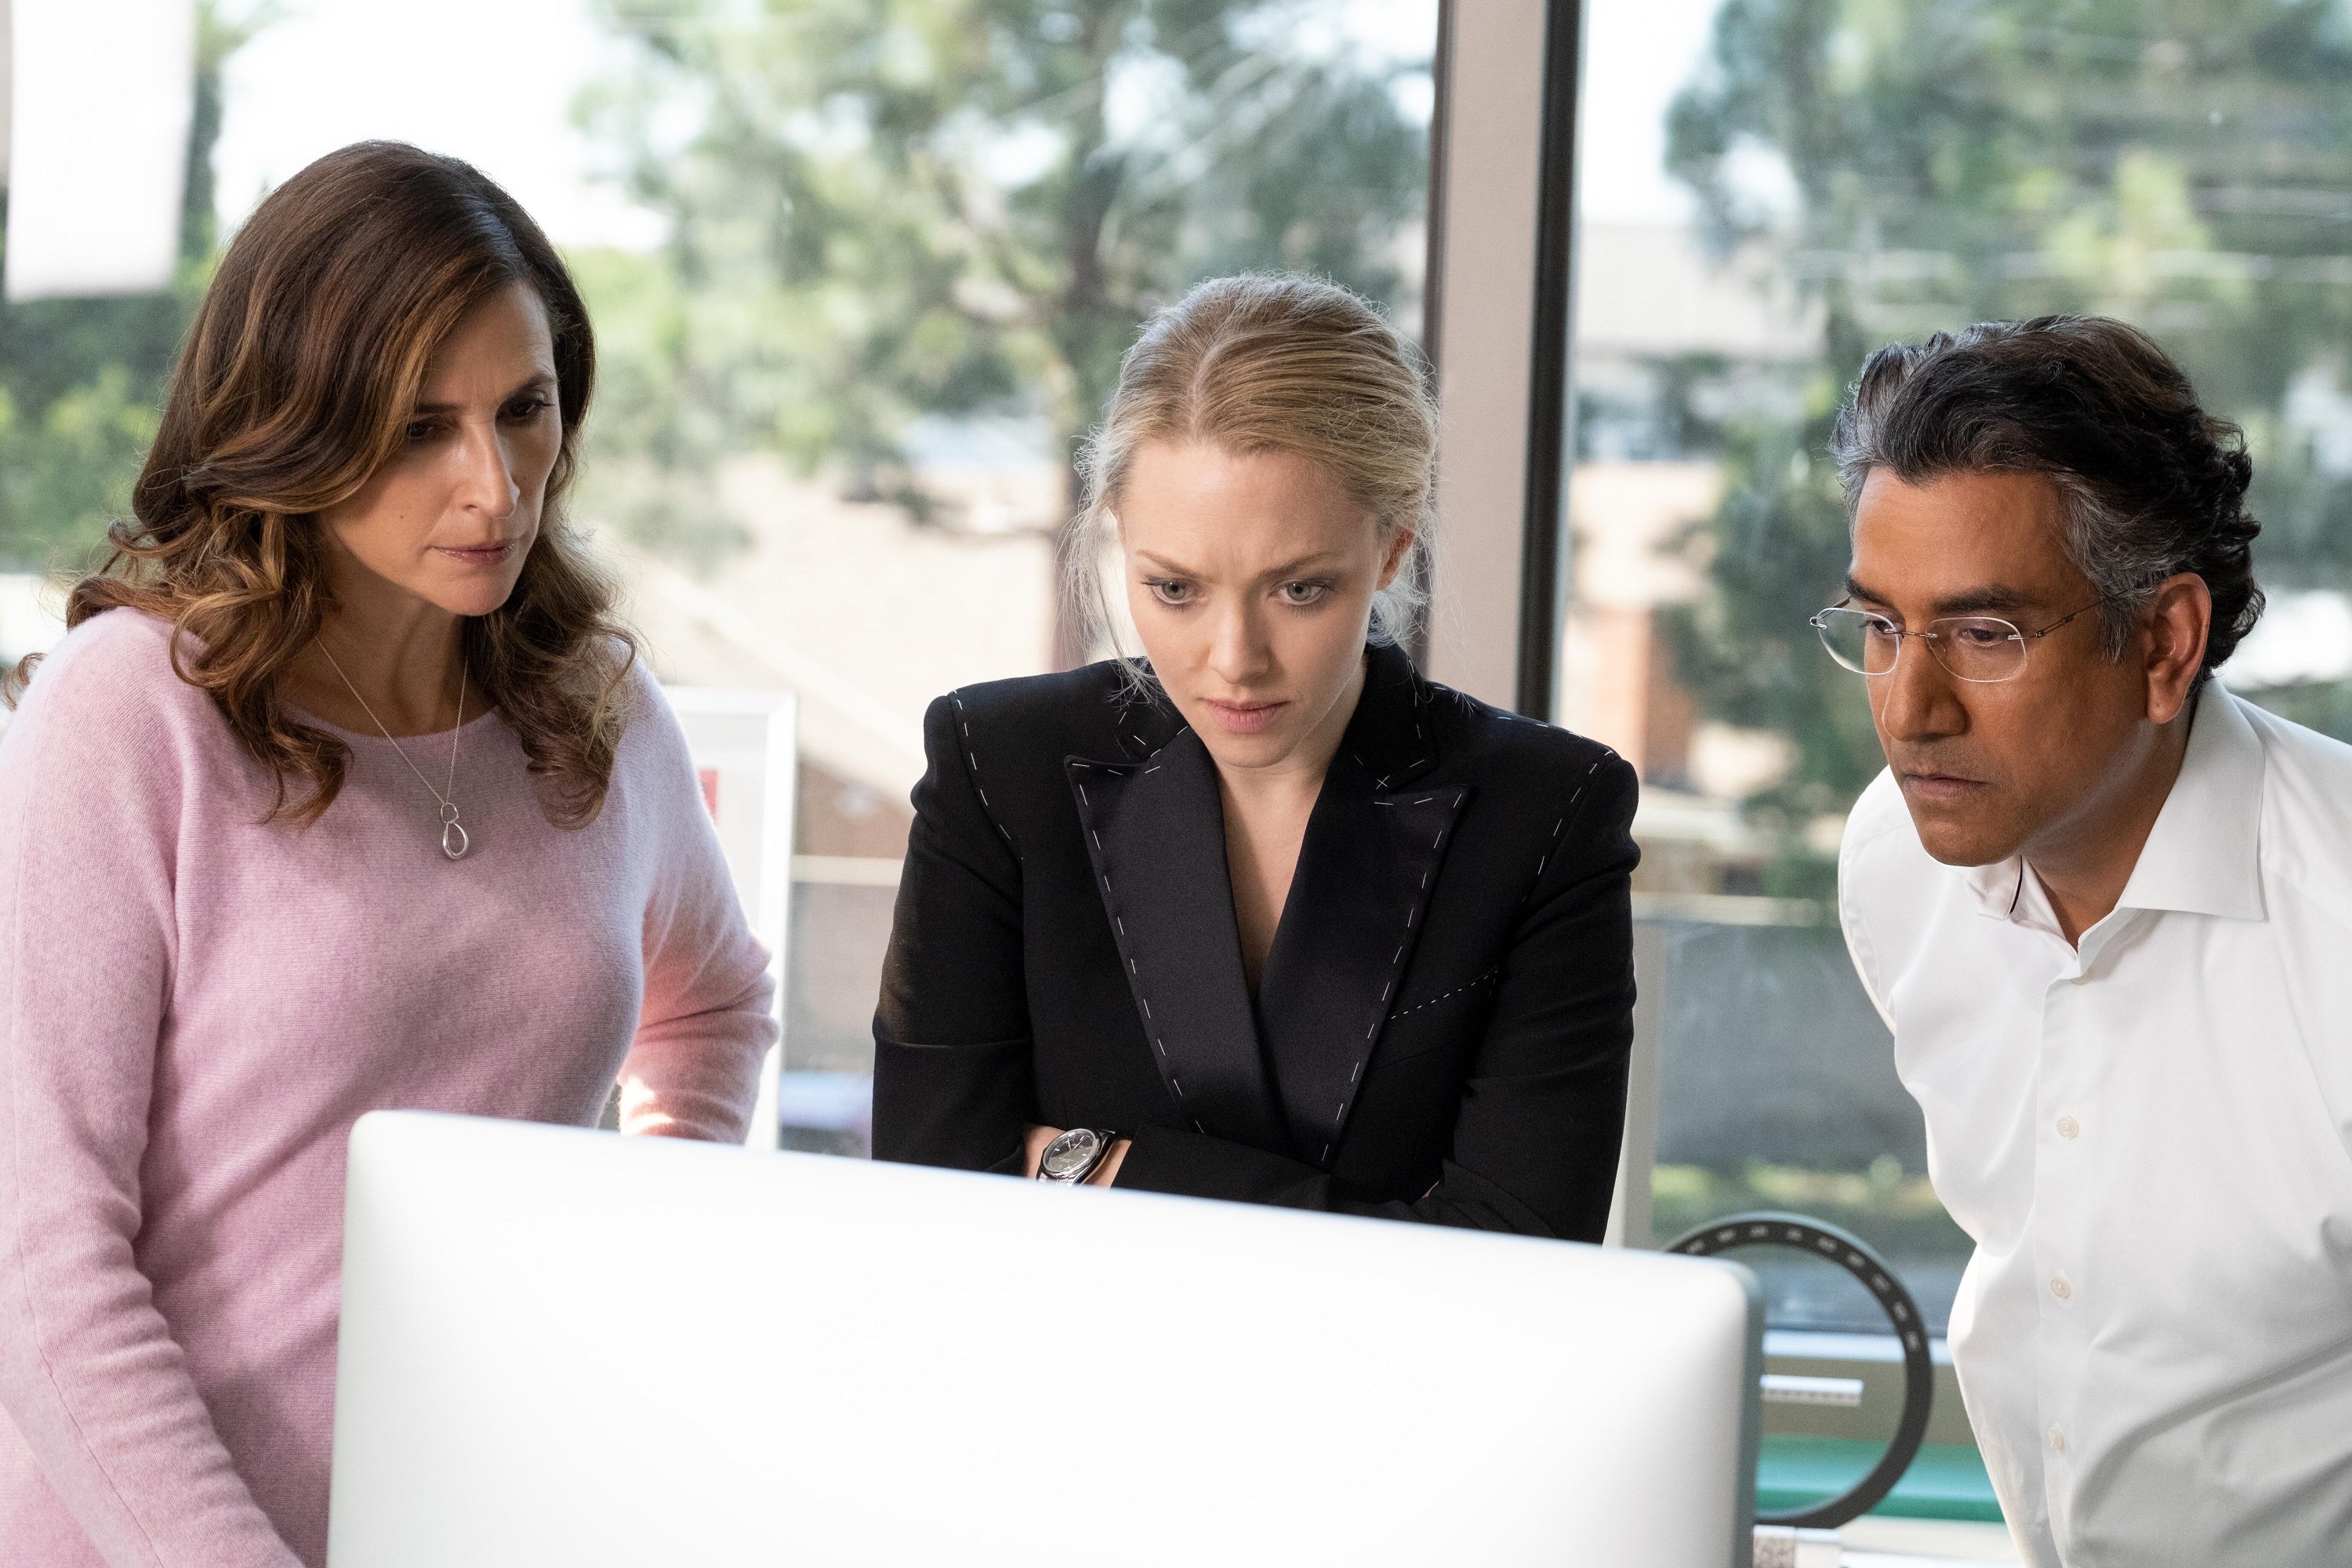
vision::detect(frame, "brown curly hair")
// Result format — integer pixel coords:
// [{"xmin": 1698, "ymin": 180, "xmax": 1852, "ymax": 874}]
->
[{"xmin": 4, "ymin": 140, "xmax": 637, "ymax": 826}]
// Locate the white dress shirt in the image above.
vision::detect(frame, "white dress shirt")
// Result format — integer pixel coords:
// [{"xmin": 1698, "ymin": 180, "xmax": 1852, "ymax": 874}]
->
[{"xmin": 1838, "ymin": 686, "xmax": 2352, "ymax": 1567}]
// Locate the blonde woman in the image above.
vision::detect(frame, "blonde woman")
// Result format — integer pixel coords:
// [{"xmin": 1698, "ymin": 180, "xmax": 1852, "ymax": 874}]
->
[
  {"xmin": 0, "ymin": 143, "xmax": 772, "ymax": 1566},
  {"xmin": 871, "ymin": 274, "xmax": 1638, "ymax": 1236}
]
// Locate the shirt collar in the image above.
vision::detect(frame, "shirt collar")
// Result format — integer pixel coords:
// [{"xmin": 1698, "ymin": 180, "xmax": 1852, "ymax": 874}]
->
[
  {"xmin": 1960, "ymin": 684, "xmax": 2267, "ymax": 925},
  {"xmin": 2114, "ymin": 684, "xmax": 2266, "ymax": 921}
]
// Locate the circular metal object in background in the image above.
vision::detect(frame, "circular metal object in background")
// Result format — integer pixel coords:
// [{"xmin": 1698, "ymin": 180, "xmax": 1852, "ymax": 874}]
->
[{"xmin": 1664, "ymin": 1211, "xmax": 1934, "ymax": 1530}]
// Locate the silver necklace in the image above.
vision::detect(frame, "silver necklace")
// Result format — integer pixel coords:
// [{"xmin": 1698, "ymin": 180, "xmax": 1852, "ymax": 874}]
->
[{"xmin": 316, "ymin": 641, "xmax": 472, "ymax": 861}]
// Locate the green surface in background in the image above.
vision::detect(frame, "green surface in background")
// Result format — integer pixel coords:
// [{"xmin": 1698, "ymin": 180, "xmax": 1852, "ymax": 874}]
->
[{"xmin": 1759, "ymin": 1437, "xmax": 2003, "ymax": 1523}]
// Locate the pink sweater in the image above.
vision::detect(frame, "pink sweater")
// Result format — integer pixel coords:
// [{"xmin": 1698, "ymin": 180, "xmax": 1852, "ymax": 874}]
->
[{"xmin": 0, "ymin": 610, "xmax": 775, "ymax": 1566}]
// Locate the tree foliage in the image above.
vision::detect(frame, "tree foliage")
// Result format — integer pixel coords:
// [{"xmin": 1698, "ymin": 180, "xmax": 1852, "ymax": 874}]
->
[
  {"xmin": 1661, "ymin": 0, "xmax": 2352, "ymax": 862},
  {"xmin": 575, "ymin": 0, "xmax": 1431, "ymax": 568},
  {"xmin": 0, "ymin": 4, "xmax": 263, "ymax": 572}
]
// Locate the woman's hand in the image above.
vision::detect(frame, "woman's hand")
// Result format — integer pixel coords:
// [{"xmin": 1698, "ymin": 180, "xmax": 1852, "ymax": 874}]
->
[{"xmin": 1021, "ymin": 1124, "xmax": 1130, "ymax": 1186}]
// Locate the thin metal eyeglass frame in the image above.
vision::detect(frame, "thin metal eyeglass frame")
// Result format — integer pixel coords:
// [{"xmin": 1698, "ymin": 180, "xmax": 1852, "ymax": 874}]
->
[{"xmin": 1809, "ymin": 597, "xmax": 2112, "ymax": 684}]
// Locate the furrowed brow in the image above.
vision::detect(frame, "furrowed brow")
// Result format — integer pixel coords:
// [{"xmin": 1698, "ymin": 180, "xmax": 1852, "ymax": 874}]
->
[
  {"xmin": 414, "ymin": 372, "xmax": 556, "ymax": 416},
  {"xmin": 1254, "ymin": 551, "xmax": 1345, "ymax": 581},
  {"xmin": 1842, "ymin": 575, "xmax": 1892, "ymax": 607},
  {"xmin": 1929, "ymin": 585, "xmax": 2035, "ymax": 616},
  {"xmin": 1842, "ymin": 576, "xmax": 2035, "ymax": 616}
]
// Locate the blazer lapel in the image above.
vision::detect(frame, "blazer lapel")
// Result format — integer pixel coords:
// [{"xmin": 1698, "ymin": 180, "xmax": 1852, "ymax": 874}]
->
[
  {"xmin": 1257, "ymin": 767, "xmax": 1470, "ymax": 1166},
  {"xmin": 1257, "ymin": 644, "xmax": 1468, "ymax": 1164},
  {"xmin": 1068, "ymin": 731, "xmax": 1289, "ymax": 1150}
]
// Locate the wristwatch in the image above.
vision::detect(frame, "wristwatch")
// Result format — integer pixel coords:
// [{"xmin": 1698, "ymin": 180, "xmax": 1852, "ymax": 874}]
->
[{"xmin": 1036, "ymin": 1127, "xmax": 1118, "ymax": 1185}]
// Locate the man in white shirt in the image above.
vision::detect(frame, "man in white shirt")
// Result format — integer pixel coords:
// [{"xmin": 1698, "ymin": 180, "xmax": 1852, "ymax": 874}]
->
[{"xmin": 1826, "ymin": 316, "xmax": 2352, "ymax": 1566}]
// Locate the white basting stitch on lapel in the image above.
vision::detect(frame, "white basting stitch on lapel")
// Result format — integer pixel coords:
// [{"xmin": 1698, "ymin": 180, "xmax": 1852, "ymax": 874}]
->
[
  {"xmin": 1323, "ymin": 782, "xmax": 1469, "ymax": 1152},
  {"xmin": 1106, "ymin": 850, "xmax": 1177, "ymax": 1100},
  {"xmin": 1388, "ymin": 968, "xmax": 1501, "ymax": 1019}
]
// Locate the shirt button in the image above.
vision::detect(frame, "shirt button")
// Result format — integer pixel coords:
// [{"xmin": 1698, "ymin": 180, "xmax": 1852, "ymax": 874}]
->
[
  {"xmin": 2051, "ymin": 1274, "xmax": 2073, "ymax": 1300},
  {"xmin": 2056, "ymin": 1116, "xmax": 2080, "ymax": 1138},
  {"xmin": 2049, "ymin": 1426, "xmax": 2067, "ymax": 1453}
]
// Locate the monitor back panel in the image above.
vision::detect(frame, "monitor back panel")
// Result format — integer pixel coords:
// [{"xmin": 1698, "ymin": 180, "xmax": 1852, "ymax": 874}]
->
[{"xmin": 328, "ymin": 1112, "xmax": 1760, "ymax": 1567}]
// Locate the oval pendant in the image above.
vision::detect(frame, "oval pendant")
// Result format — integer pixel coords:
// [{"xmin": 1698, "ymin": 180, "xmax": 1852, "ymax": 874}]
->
[{"xmin": 441, "ymin": 804, "xmax": 470, "ymax": 862}]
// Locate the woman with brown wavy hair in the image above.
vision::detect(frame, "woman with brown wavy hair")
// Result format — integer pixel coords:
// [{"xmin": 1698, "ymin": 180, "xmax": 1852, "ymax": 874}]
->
[{"xmin": 0, "ymin": 142, "xmax": 775, "ymax": 1567}]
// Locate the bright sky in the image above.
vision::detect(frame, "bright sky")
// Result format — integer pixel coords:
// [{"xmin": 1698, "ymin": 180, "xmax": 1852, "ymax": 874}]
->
[
  {"xmin": 1579, "ymin": 0, "xmax": 1724, "ymax": 224},
  {"xmin": 210, "ymin": 0, "xmax": 1726, "ymax": 249},
  {"xmin": 212, "ymin": 0, "xmax": 662, "ymax": 249}
]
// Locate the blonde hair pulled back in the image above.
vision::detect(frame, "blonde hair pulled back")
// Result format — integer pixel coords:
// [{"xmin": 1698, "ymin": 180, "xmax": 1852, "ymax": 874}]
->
[{"xmin": 1071, "ymin": 273, "xmax": 1437, "ymax": 664}]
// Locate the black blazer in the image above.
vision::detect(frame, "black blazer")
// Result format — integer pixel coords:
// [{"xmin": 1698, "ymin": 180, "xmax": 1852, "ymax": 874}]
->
[{"xmin": 870, "ymin": 642, "xmax": 1640, "ymax": 1240}]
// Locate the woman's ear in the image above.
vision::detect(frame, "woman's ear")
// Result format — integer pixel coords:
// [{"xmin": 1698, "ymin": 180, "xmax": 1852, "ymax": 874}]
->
[{"xmin": 1377, "ymin": 527, "xmax": 1417, "ymax": 591}]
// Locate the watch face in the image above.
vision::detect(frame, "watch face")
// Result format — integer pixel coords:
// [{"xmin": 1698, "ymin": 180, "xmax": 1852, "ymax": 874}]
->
[{"xmin": 1040, "ymin": 1128, "xmax": 1103, "ymax": 1179}]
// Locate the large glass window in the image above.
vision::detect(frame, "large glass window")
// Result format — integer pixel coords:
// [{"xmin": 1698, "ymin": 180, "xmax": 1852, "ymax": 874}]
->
[
  {"xmin": 0, "ymin": 1, "xmax": 1443, "ymax": 1146},
  {"xmin": 1567, "ymin": 0, "xmax": 2352, "ymax": 1526},
  {"xmin": 557, "ymin": 1, "xmax": 1445, "ymax": 1148}
]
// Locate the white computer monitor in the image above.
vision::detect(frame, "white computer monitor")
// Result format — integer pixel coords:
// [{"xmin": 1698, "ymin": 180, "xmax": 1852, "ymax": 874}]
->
[{"xmin": 328, "ymin": 1111, "xmax": 1762, "ymax": 1566}]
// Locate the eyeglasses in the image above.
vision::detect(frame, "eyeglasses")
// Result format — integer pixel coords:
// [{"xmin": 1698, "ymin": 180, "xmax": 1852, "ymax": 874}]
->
[{"xmin": 1809, "ymin": 598, "xmax": 2110, "ymax": 684}]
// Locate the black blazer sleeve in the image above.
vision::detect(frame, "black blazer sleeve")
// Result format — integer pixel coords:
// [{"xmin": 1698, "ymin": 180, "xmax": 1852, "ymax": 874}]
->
[
  {"xmin": 870, "ymin": 696, "xmax": 1034, "ymax": 1174},
  {"xmin": 1110, "ymin": 756, "xmax": 1639, "ymax": 1240}
]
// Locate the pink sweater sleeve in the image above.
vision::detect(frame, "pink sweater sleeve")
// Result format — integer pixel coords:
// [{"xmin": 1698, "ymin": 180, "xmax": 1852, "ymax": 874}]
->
[
  {"xmin": 614, "ymin": 674, "xmax": 778, "ymax": 1142},
  {"xmin": 0, "ymin": 640, "xmax": 303, "ymax": 1566}
]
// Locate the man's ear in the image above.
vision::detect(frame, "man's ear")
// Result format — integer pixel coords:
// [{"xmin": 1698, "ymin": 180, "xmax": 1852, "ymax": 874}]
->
[
  {"xmin": 1377, "ymin": 527, "xmax": 1417, "ymax": 591},
  {"xmin": 2142, "ymin": 572, "xmax": 2212, "ymax": 724}
]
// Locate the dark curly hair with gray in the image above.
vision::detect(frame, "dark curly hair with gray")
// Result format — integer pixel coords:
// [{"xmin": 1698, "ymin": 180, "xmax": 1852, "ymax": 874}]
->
[{"xmin": 1828, "ymin": 315, "xmax": 2263, "ymax": 678}]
